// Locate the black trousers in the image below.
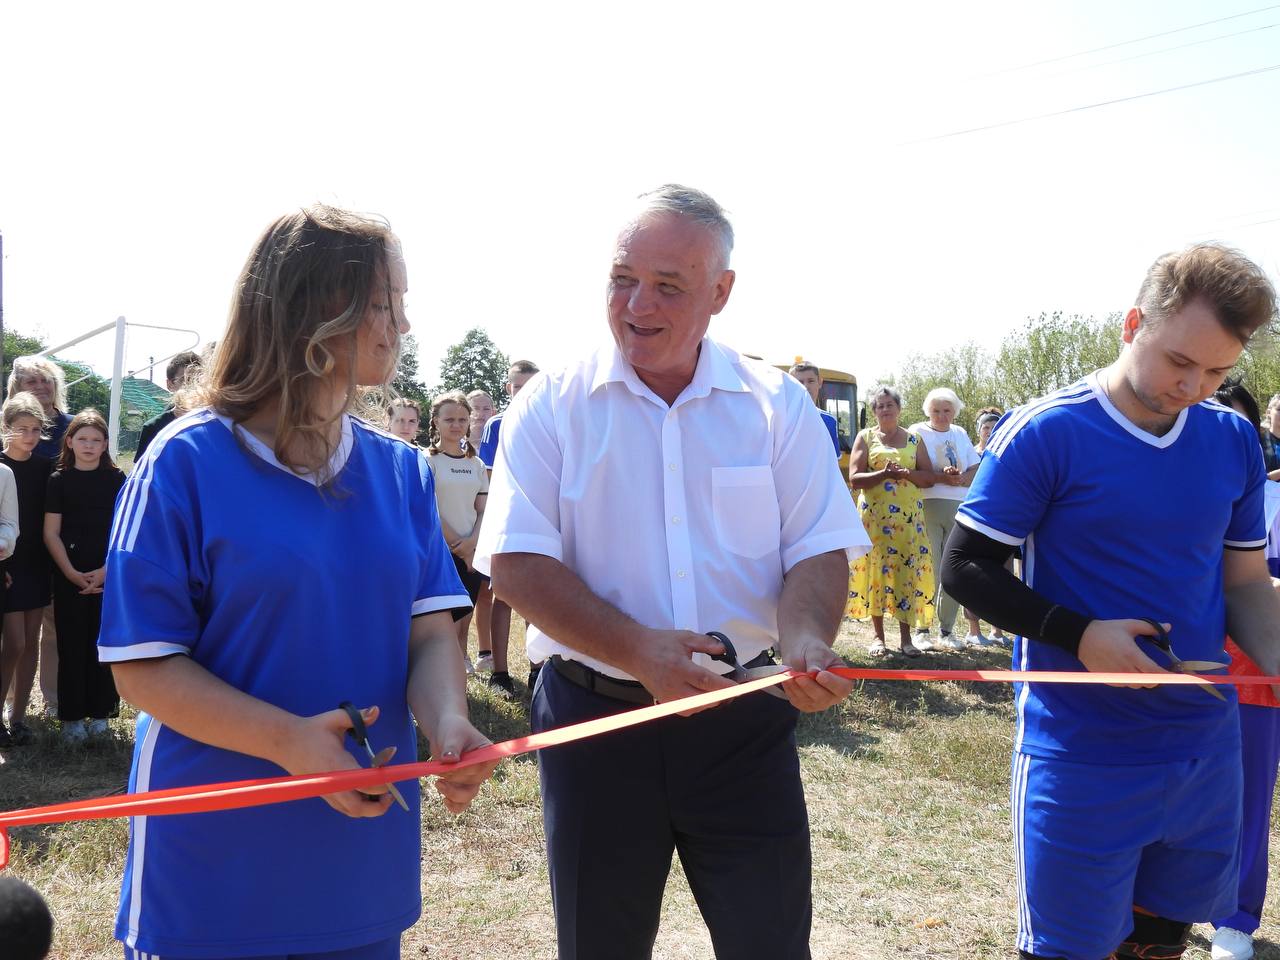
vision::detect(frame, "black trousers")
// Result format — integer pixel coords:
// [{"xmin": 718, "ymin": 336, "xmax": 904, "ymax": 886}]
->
[
  {"xmin": 532, "ymin": 663, "xmax": 813, "ymax": 960},
  {"xmin": 54, "ymin": 574, "xmax": 117, "ymax": 722}
]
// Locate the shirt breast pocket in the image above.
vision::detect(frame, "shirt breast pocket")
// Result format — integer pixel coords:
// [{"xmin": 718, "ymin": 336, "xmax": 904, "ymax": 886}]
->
[{"xmin": 711, "ymin": 465, "xmax": 781, "ymax": 560}]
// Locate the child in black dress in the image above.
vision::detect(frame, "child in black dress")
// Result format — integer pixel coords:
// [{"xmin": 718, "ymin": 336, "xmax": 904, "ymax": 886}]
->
[
  {"xmin": 43, "ymin": 409, "xmax": 126, "ymax": 743},
  {"xmin": 0, "ymin": 392, "xmax": 48, "ymax": 745}
]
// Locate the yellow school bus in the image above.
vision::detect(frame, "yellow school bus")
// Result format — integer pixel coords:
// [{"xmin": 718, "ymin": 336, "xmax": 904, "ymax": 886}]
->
[{"xmin": 750, "ymin": 356, "xmax": 860, "ymax": 483}]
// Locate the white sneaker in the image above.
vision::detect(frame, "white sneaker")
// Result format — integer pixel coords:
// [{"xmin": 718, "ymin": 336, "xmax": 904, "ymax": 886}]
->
[
  {"xmin": 463, "ymin": 656, "xmax": 475, "ymax": 676},
  {"xmin": 62, "ymin": 720, "xmax": 88, "ymax": 745},
  {"xmin": 1212, "ymin": 927, "xmax": 1254, "ymax": 960},
  {"xmin": 474, "ymin": 653, "xmax": 494, "ymax": 673},
  {"xmin": 87, "ymin": 719, "xmax": 110, "ymax": 738},
  {"xmin": 939, "ymin": 634, "xmax": 966, "ymax": 651},
  {"xmin": 964, "ymin": 633, "xmax": 993, "ymax": 648},
  {"xmin": 915, "ymin": 637, "xmax": 937, "ymax": 652}
]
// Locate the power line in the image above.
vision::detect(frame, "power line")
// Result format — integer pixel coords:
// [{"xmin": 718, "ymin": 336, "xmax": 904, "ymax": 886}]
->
[
  {"xmin": 908, "ymin": 62, "xmax": 1280, "ymax": 144},
  {"xmin": 1047, "ymin": 21, "xmax": 1280, "ymax": 79},
  {"xmin": 976, "ymin": 3, "xmax": 1280, "ymax": 78}
]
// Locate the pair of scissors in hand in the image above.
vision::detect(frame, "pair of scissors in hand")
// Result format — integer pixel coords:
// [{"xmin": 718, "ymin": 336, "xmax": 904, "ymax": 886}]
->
[
  {"xmin": 706, "ymin": 632, "xmax": 789, "ymax": 700},
  {"xmin": 339, "ymin": 701, "xmax": 410, "ymax": 811},
  {"xmin": 1137, "ymin": 618, "xmax": 1227, "ymax": 702}
]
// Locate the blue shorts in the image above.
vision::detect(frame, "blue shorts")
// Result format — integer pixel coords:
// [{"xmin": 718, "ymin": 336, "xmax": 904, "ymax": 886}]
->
[
  {"xmin": 1012, "ymin": 750, "xmax": 1241, "ymax": 960},
  {"xmin": 122, "ymin": 935, "xmax": 398, "ymax": 960}
]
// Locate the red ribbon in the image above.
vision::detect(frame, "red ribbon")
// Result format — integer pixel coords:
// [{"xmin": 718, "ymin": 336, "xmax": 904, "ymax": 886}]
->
[{"xmin": 1, "ymin": 665, "xmax": 1272, "ymax": 868}]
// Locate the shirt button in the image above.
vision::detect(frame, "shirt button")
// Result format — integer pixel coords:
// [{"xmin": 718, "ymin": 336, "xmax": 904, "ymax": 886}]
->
[
  {"xmin": 676, "ymin": 570, "xmax": 686, "ymax": 578},
  {"xmin": 671, "ymin": 516, "xmax": 680, "ymax": 524},
  {"xmin": 668, "ymin": 463, "xmax": 677, "ymax": 471}
]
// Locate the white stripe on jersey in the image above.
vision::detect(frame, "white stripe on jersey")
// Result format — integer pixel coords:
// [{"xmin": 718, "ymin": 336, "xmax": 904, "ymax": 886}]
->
[
  {"xmin": 1012, "ymin": 752, "xmax": 1034, "ymax": 950},
  {"xmin": 986, "ymin": 382, "xmax": 1094, "ymax": 459},
  {"xmin": 113, "ymin": 409, "xmax": 218, "ymax": 555},
  {"xmin": 1013, "ymin": 533, "xmax": 1036, "ymax": 755},
  {"xmin": 124, "ymin": 718, "xmax": 163, "ymax": 949}
]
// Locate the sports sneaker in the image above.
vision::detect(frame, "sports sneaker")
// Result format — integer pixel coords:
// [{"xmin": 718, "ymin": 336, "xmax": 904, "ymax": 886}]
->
[
  {"xmin": 474, "ymin": 652, "xmax": 494, "ymax": 673},
  {"xmin": 87, "ymin": 719, "xmax": 110, "ymax": 738},
  {"xmin": 915, "ymin": 636, "xmax": 937, "ymax": 652},
  {"xmin": 488, "ymin": 672, "xmax": 515, "ymax": 699},
  {"xmin": 463, "ymin": 656, "xmax": 475, "ymax": 676},
  {"xmin": 2, "ymin": 702, "xmax": 11, "ymax": 725},
  {"xmin": 964, "ymin": 633, "xmax": 993, "ymax": 648},
  {"xmin": 62, "ymin": 720, "xmax": 88, "ymax": 745},
  {"xmin": 1212, "ymin": 926, "xmax": 1254, "ymax": 960},
  {"xmin": 938, "ymin": 633, "xmax": 966, "ymax": 651},
  {"xmin": 8, "ymin": 721, "xmax": 34, "ymax": 746}
]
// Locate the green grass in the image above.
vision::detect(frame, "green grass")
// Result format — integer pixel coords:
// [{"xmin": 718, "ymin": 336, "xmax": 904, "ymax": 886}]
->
[{"xmin": 2, "ymin": 621, "xmax": 1278, "ymax": 958}]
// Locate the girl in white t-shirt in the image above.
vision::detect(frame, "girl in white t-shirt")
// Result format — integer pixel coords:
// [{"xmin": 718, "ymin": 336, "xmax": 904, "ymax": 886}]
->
[{"xmin": 425, "ymin": 392, "xmax": 500, "ymax": 687}]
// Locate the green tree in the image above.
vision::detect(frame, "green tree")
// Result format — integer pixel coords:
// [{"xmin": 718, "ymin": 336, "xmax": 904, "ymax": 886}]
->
[
  {"xmin": 391, "ymin": 334, "xmax": 433, "ymax": 410},
  {"xmin": 438, "ymin": 328, "xmax": 510, "ymax": 406},
  {"xmin": 1233, "ymin": 330, "xmax": 1280, "ymax": 406},
  {"xmin": 880, "ymin": 340, "xmax": 1002, "ymax": 436},
  {"xmin": 993, "ymin": 311, "xmax": 1121, "ymax": 408}
]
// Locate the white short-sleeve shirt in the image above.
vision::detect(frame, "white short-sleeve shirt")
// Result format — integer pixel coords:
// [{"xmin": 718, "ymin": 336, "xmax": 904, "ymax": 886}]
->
[
  {"xmin": 474, "ymin": 337, "xmax": 869, "ymax": 680},
  {"xmin": 908, "ymin": 422, "xmax": 980, "ymax": 501}
]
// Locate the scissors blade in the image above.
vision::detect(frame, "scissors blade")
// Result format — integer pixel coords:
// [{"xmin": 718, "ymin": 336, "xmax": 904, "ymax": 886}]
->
[
  {"xmin": 741, "ymin": 664, "xmax": 791, "ymax": 700},
  {"xmin": 363, "ymin": 743, "xmax": 410, "ymax": 811}
]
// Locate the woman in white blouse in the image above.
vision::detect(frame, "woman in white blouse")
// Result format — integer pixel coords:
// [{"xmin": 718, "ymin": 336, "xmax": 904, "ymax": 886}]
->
[{"xmin": 909, "ymin": 387, "xmax": 987, "ymax": 649}]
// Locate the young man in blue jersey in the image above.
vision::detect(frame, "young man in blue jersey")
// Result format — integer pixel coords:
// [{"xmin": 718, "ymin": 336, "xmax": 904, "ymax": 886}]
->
[{"xmin": 942, "ymin": 243, "xmax": 1280, "ymax": 960}]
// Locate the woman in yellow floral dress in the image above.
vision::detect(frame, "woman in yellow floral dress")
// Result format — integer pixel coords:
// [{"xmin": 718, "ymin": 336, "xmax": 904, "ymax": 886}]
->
[{"xmin": 847, "ymin": 385, "xmax": 936, "ymax": 656}]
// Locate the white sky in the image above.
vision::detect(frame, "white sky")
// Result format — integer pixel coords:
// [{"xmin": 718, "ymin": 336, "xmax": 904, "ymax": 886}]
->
[{"xmin": 2, "ymin": 0, "xmax": 1278, "ymax": 390}]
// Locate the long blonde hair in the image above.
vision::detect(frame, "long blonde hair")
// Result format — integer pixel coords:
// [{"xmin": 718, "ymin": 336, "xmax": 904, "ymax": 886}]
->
[{"xmin": 195, "ymin": 205, "xmax": 403, "ymax": 482}]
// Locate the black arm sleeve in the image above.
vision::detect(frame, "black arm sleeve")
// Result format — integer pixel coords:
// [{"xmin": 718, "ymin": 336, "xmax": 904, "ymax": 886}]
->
[{"xmin": 941, "ymin": 522, "xmax": 1093, "ymax": 657}]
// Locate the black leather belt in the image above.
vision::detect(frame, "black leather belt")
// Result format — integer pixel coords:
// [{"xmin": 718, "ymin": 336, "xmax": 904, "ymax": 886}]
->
[{"xmin": 549, "ymin": 650, "xmax": 777, "ymax": 706}]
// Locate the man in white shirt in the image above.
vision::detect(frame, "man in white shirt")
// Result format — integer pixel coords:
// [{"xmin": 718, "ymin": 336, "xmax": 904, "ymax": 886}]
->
[{"xmin": 476, "ymin": 185, "xmax": 868, "ymax": 960}]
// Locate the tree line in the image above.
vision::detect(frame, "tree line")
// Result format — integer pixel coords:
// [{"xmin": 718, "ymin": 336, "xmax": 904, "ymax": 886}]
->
[{"xmin": 879, "ymin": 311, "xmax": 1280, "ymax": 436}]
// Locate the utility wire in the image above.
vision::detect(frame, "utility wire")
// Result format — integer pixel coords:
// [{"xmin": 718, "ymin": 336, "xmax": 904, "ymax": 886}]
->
[
  {"xmin": 1046, "ymin": 21, "xmax": 1280, "ymax": 79},
  {"xmin": 908, "ymin": 62, "xmax": 1280, "ymax": 144},
  {"xmin": 976, "ymin": 3, "xmax": 1280, "ymax": 77}
]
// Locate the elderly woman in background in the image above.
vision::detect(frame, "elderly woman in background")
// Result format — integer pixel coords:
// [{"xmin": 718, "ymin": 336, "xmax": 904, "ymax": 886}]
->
[
  {"xmin": 847, "ymin": 385, "xmax": 935, "ymax": 657},
  {"xmin": 909, "ymin": 387, "xmax": 985, "ymax": 649}
]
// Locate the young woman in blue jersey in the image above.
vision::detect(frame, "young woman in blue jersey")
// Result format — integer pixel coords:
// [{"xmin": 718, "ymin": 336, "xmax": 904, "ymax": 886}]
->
[
  {"xmin": 43, "ymin": 409, "xmax": 126, "ymax": 743},
  {"xmin": 98, "ymin": 205, "xmax": 498, "ymax": 960},
  {"xmin": 0, "ymin": 392, "xmax": 51, "ymax": 745}
]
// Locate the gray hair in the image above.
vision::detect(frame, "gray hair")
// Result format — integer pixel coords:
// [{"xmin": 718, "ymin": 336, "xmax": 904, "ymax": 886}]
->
[
  {"xmin": 8, "ymin": 355, "xmax": 68, "ymax": 412},
  {"xmin": 634, "ymin": 184, "xmax": 734, "ymax": 272},
  {"xmin": 867, "ymin": 384, "xmax": 902, "ymax": 409},
  {"xmin": 923, "ymin": 386, "xmax": 964, "ymax": 415},
  {"xmin": 1268, "ymin": 393, "xmax": 1280, "ymax": 416}
]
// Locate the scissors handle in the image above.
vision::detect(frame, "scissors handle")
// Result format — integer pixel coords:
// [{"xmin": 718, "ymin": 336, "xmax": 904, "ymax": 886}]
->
[
  {"xmin": 1136, "ymin": 618, "xmax": 1172, "ymax": 653},
  {"xmin": 706, "ymin": 631, "xmax": 740, "ymax": 670},
  {"xmin": 339, "ymin": 701, "xmax": 369, "ymax": 747}
]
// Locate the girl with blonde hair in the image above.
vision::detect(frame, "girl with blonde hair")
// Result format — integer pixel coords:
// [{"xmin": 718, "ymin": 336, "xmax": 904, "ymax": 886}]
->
[
  {"xmin": 97, "ymin": 205, "xmax": 497, "ymax": 959},
  {"xmin": 0, "ymin": 391, "xmax": 48, "ymax": 742}
]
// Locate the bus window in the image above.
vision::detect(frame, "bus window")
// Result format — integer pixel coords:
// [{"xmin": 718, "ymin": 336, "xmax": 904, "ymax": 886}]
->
[{"xmin": 821, "ymin": 381, "xmax": 857, "ymax": 453}]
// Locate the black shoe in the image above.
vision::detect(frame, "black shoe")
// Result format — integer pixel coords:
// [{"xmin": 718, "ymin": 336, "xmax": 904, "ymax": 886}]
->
[
  {"xmin": 526, "ymin": 663, "xmax": 543, "ymax": 692},
  {"xmin": 8, "ymin": 721, "xmax": 34, "ymax": 746},
  {"xmin": 0, "ymin": 724, "xmax": 11, "ymax": 748},
  {"xmin": 488, "ymin": 672, "xmax": 515, "ymax": 699}
]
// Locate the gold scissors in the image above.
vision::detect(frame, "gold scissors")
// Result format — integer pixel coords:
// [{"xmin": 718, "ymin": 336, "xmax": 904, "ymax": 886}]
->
[{"xmin": 1137, "ymin": 618, "xmax": 1227, "ymax": 702}]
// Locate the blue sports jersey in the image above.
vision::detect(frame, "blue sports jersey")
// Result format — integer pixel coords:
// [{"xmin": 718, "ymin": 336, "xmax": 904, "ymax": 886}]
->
[
  {"xmin": 99, "ymin": 410, "xmax": 469, "ymax": 958},
  {"xmin": 819, "ymin": 410, "xmax": 841, "ymax": 458},
  {"xmin": 957, "ymin": 372, "xmax": 1265, "ymax": 764},
  {"xmin": 477, "ymin": 412, "xmax": 502, "ymax": 468}
]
